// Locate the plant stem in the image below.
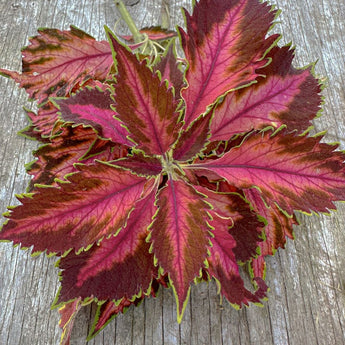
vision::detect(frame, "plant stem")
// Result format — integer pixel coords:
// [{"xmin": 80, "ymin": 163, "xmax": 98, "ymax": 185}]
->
[{"xmin": 114, "ymin": 0, "xmax": 144, "ymax": 44}]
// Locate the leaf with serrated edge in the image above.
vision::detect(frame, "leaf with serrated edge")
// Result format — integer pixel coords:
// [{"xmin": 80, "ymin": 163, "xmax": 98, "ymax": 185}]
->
[
  {"xmin": 110, "ymin": 151, "xmax": 162, "ymax": 176},
  {"xmin": 192, "ymin": 129, "xmax": 345, "ymax": 215},
  {"xmin": 58, "ymin": 297, "xmax": 84, "ymax": 345},
  {"xmin": 149, "ymin": 178, "xmax": 211, "ymax": 321},
  {"xmin": 207, "ymin": 215, "xmax": 267, "ymax": 306},
  {"xmin": 153, "ymin": 43, "xmax": 185, "ymax": 99},
  {"xmin": 210, "ymin": 46, "xmax": 322, "ymax": 141},
  {"xmin": 54, "ymin": 86, "xmax": 131, "ymax": 146},
  {"xmin": 27, "ymin": 125, "xmax": 100, "ymax": 189},
  {"xmin": 195, "ymin": 186, "xmax": 264, "ymax": 262},
  {"xmin": 106, "ymin": 28, "xmax": 181, "ymax": 155},
  {"xmin": 0, "ymin": 26, "xmax": 113, "ymax": 103},
  {"xmin": 57, "ymin": 188, "xmax": 157, "ymax": 303},
  {"xmin": 179, "ymin": 0, "xmax": 279, "ymax": 126},
  {"xmin": 0, "ymin": 162, "xmax": 152, "ymax": 255},
  {"xmin": 173, "ymin": 113, "xmax": 212, "ymax": 162}
]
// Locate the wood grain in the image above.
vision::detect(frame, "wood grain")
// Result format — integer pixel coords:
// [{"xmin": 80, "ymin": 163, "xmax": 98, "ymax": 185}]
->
[{"xmin": 0, "ymin": 1, "xmax": 344, "ymax": 344}]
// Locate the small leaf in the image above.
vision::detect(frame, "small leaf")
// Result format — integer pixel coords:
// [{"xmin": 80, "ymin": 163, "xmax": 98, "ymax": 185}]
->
[
  {"xmin": 58, "ymin": 298, "xmax": 83, "ymax": 345},
  {"xmin": 196, "ymin": 187, "xmax": 264, "ymax": 262},
  {"xmin": 173, "ymin": 113, "xmax": 212, "ymax": 162},
  {"xmin": 21, "ymin": 102, "xmax": 60, "ymax": 139},
  {"xmin": 207, "ymin": 216, "xmax": 267, "ymax": 306},
  {"xmin": 55, "ymin": 86, "xmax": 131, "ymax": 146},
  {"xmin": 179, "ymin": 0, "xmax": 279, "ymax": 126},
  {"xmin": 0, "ymin": 27, "xmax": 113, "ymax": 103},
  {"xmin": 194, "ymin": 130, "xmax": 345, "ymax": 214},
  {"xmin": 153, "ymin": 44, "xmax": 185, "ymax": 99},
  {"xmin": 111, "ymin": 151, "xmax": 162, "ymax": 176},
  {"xmin": 210, "ymin": 46, "xmax": 322, "ymax": 141},
  {"xmin": 149, "ymin": 178, "xmax": 211, "ymax": 321},
  {"xmin": 107, "ymin": 29, "xmax": 181, "ymax": 155},
  {"xmin": 58, "ymin": 189, "xmax": 158, "ymax": 302},
  {"xmin": 0, "ymin": 163, "xmax": 151, "ymax": 254}
]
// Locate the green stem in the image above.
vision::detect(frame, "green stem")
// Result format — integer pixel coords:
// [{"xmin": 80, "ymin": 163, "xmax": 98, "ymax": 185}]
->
[{"xmin": 114, "ymin": 0, "xmax": 144, "ymax": 44}]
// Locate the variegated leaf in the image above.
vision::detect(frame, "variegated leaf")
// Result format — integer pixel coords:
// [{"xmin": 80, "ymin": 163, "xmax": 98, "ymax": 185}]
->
[{"xmin": 179, "ymin": 0, "xmax": 279, "ymax": 126}]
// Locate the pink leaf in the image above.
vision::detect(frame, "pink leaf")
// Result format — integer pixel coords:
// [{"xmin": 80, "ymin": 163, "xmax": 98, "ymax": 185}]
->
[
  {"xmin": 173, "ymin": 113, "xmax": 212, "ymax": 161},
  {"xmin": 149, "ymin": 178, "xmax": 211, "ymax": 320},
  {"xmin": 55, "ymin": 86, "xmax": 131, "ymax": 146},
  {"xmin": 210, "ymin": 46, "xmax": 322, "ymax": 141},
  {"xmin": 0, "ymin": 163, "xmax": 152, "ymax": 254},
  {"xmin": 0, "ymin": 27, "xmax": 113, "ymax": 103},
  {"xmin": 107, "ymin": 29, "xmax": 181, "ymax": 155},
  {"xmin": 193, "ymin": 130, "xmax": 345, "ymax": 214},
  {"xmin": 207, "ymin": 216, "xmax": 267, "ymax": 306},
  {"xmin": 111, "ymin": 151, "xmax": 162, "ymax": 176},
  {"xmin": 179, "ymin": 0, "xmax": 279, "ymax": 126},
  {"xmin": 58, "ymin": 189, "xmax": 158, "ymax": 302}
]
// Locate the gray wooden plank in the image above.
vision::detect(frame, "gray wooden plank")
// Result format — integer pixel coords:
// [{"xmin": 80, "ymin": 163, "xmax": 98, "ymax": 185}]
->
[{"xmin": 0, "ymin": 0, "xmax": 344, "ymax": 344}]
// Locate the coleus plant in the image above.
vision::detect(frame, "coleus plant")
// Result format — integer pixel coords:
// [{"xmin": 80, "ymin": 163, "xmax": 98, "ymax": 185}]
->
[{"xmin": 1, "ymin": 0, "xmax": 345, "ymax": 343}]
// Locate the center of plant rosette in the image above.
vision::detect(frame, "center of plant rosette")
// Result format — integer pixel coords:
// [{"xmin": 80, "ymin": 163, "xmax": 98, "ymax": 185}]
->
[{"xmin": 1, "ymin": 0, "xmax": 345, "ymax": 343}]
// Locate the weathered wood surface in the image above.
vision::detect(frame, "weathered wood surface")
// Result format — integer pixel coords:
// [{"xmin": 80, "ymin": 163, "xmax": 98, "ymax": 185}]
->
[{"xmin": 0, "ymin": 0, "xmax": 345, "ymax": 344}]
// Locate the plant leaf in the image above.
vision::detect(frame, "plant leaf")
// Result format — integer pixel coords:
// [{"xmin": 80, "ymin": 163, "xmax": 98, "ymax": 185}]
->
[
  {"xmin": 210, "ymin": 46, "xmax": 322, "ymax": 141},
  {"xmin": 207, "ymin": 215, "xmax": 267, "ymax": 306},
  {"xmin": 173, "ymin": 113, "xmax": 212, "ymax": 162},
  {"xmin": 149, "ymin": 178, "xmax": 211, "ymax": 321},
  {"xmin": 245, "ymin": 188, "xmax": 295, "ymax": 255},
  {"xmin": 58, "ymin": 297, "xmax": 83, "ymax": 345},
  {"xmin": 179, "ymin": 0, "xmax": 279, "ymax": 126},
  {"xmin": 111, "ymin": 151, "xmax": 162, "ymax": 176},
  {"xmin": 0, "ymin": 163, "xmax": 151, "ymax": 254},
  {"xmin": 196, "ymin": 187, "xmax": 264, "ymax": 262},
  {"xmin": 27, "ymin": 124, "xmax": 127, "ymax": 190},
  {"xmin": 54, "ymin": 86, "xmax": 131, "ymax": 146},
  {"xmin": 20, "ymin": 102, "xmax": 60, "ymax": 140},
  {"xmin": 58, "ymin": 188, "xmax": 157, "ymax": 303},
  {"xmin": 153, "ymin": 44, "xmax": 185, "ymax": 99},
  {"xmin": 0, "ymin": 26, "xmax": 113, "ymax": 103},
  {"xmin": 193, "ymin": 129, "xmax": 345, "ymax": 214},
  {"xmin": 106, "ymin": 29, "xmax": 181, "ymax": 155}
]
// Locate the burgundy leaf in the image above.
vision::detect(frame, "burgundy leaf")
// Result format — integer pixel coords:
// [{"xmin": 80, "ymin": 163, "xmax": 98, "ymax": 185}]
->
[
  {"xmin": 173, "ymin": 113, "xmax": 212, "ymax": 161},
  {"xmin": 193, "ymin": 130, "xmax": 345, "ymax": 214},
  {"xmin": 0, "ymin": 163, "xmax": 152, "ymax": 254},
  {"xmin": 179, "ymin": 0, "xmax": 279, "ymax": 126},
  {"xmin": 111, "ymin": 151, "xmax": 162, "ymax": 176},
  {"xmin": 55, "ymin": 86, "xmax": 131, "ymax": 146},
  {"xmin": 0, "ymin": 27, "xmax": 113, "ymax": 103},
  {"xmin": 107, "ymin": 29, "xmax": 181, "ymax": 155},
  {"xmin": 210, "ymin": 46, "xmax": 322, "ymax": 141},
  {"xmin": 58, "ymin": 189, "xmax": 158, "ymax": 303},
  {"xmin": 149, "ymin": 178, "xmax": 211, "ymax": 321},
  {"xmin": 153, "ymin": 44, "xmax": 185, "ymax": 99},
  {"xmin": 207, "ymin": 216, "xmax": 267, "ymax": 306}
]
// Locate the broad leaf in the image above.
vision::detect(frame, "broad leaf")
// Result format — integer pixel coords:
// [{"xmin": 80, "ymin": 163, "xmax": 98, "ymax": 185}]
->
[
  {"xmin": 149, "ymin": 178, "xmax": 211, "ymax": 321},
  {"xmin": 210, "ymin": 46, "xmax": 322, "ymax": 141},
  {"xmin": 107, "ymin": 29, "xmax": 181, "ymax": 155},
  {"xmin": 58, "ymin": 189, "xmax": 157, "ymax": 302},
  {"xmin": 0, "ymin": 27, "xmax": 113, "ymax": 103},
  {"xmin": 55, "ymin": 86, "xmax": 131, "ymax": 146},
  {"xmin": 0, "ymin": 163, "xmax": 151, "ymax": 254},
  {"xmin": 179, "ymin": 0, "xmax": 279, "ymax": 126},
  {"xmin": 194, "ymin": 130, "xmax": 345, "ymax": 214},
  {"xmin": 207, "ymin": 216, "xmax": 267, "ymax": 306}
]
